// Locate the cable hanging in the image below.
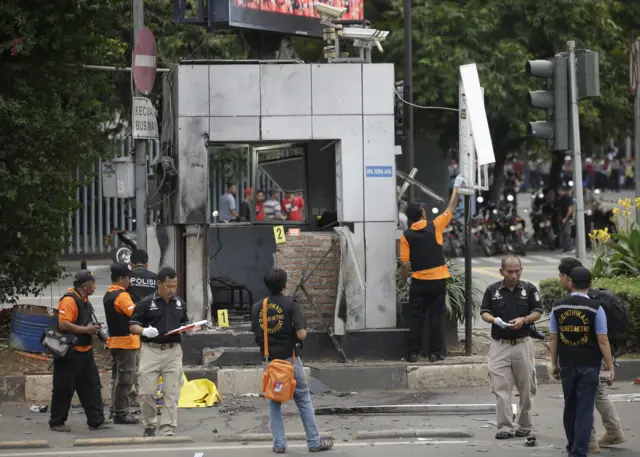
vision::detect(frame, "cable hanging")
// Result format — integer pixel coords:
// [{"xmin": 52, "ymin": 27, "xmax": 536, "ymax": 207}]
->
[{"xmin": 393, "ymin": 87, "xmax": 459, "ymax": 112}]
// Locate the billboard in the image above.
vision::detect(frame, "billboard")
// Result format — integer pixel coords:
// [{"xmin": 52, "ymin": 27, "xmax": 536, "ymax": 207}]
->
[{"xmin": 228, "ymin": 0, "xmax": 364, "ymax": 38}]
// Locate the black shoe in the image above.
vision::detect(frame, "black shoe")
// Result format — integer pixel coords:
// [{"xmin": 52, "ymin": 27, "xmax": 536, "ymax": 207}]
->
[
  {"xmin": 50, "ymin": 424, "xmax": 71, "ymax": 432},
  {"xmin": 407, "ymin": 353, "xmax": 419, "ymax": 363},
  {"xmin": 114, "ymin": 415, "xmax": 140, "ymax": 425},
  {"xmin": 429, "ymin": 354, "xmax": 444, "ymax": 363},
  {"xmin": 143, "ymin": 427, "xmax": 156, "ymax": 437},
  {"xmin": 89, "ymin": 418, "xmax": 113, "ymax": 430},
  {"xmin": 495, "ymin": 431, "xmax": 514, "ymax": 440},
  {"xmin": 273, "ymin": 447, "xmax": 286, "ymax": 454},
  {"xmin": 515, "ymin": 430, "xmax": 530, "ymax": 437}
]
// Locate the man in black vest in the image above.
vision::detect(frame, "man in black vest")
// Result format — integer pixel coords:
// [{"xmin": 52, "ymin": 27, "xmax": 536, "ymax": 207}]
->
[
  {"xmin": 128, "ymin": 249, "xmax": 157, "ymax": 407},
  {"xmin": 104, "ymin": 263, "xmax": 140, "ymax": 424},
  {"xmin": 128, "ymin": 249, "xmax": 158, "ymax": 303},
  {"xmin": 49, "ymin": 270, "xmax": 111, "ymax": 432},
  {"xmin": 557, "ymin": 258, "xmax": 626, "ymax": 451},
  {"xmin": 399, "ymin": 174, "xmax": 465, "ymax": 362},
  {"xmin": 251, "ymin": 268, "xmax": 333, "ymax": 453},
  {"xmin": 550, "ymin": 267, "xmax": 615, "ymax": 457}
]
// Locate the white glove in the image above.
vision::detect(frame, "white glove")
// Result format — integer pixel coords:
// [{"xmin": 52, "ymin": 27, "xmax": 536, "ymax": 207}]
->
[
  {"xmin": 494, "ymin": 317, "xmax": 512, "ymax": 329},
  {"xmin": 142, "ymin": 326, "xmax": 159, "ymax": 338},
  {"xmin": 454, "ymin": 174, "xmax": 465, "ymax": 188}
]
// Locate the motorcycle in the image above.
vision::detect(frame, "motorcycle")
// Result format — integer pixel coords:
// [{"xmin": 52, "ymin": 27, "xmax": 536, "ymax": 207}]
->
[
  {"xmin": 473, "ymin": 215, "xmax": 496, "ymax": 256},
  {"xmin": 109, "ymin": 228, "xmax": 137, "ymax": 263},
  {"xmin": 493, "ymin": 212, "xmax": 526, "ymax": 255},
  {"xmin": 444, "ymin": 219, "xmax": 465, "ymax": 258}
]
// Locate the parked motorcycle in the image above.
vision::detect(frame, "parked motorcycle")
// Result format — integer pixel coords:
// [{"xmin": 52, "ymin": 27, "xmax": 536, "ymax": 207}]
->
[
  {"xmin": 109, "ymin": 228, "xmax": 137, "ymax": 263},
  {"xmin": 444, "ymin": 219, "xmax": 465, "ymax": 258}
]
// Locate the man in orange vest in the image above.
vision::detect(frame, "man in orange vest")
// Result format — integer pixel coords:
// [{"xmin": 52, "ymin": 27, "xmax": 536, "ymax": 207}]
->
[{"xmin": 400, "ymin": 174, "xmax": 465, "ymax": 362}]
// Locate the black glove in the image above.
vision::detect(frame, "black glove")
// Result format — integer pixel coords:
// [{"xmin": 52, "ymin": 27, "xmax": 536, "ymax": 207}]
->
[{"xmin": 525, "ymin": 323, "xmax": 545, "ymax": 341}]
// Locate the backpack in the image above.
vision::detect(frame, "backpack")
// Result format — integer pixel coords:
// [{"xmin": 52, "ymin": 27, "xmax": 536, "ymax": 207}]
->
[
  {"xmin": 260, "ymin": 298, "xmax": 296, "ymax": 403},
  {"xmin": 589, "ymin": 288, "xmax": 628, "ymax": 348}
]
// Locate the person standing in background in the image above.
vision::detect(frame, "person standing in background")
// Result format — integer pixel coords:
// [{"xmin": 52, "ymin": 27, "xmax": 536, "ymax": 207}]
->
[
  {"xmin": 220, "ymin": 183, "xmax": 238, "ymax": 222},
  {"xmin": 240, "ymin": 188, "xmax": 253, "ymax": 221}
]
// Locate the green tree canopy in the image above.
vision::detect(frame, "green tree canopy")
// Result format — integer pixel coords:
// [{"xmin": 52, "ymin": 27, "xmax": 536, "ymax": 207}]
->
[{"xmin": 0, "ymin": 0, "xmax": 128, "ymax": 303}]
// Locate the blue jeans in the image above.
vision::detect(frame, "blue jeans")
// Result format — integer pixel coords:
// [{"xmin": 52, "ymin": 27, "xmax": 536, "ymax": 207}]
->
[
  {"xmin": 268, "ymin": 357, "xmax": 321, "ymax": 450},
  {"xmin": 560, "ymin": 365, "xmax": 599, "ymax": 457}
]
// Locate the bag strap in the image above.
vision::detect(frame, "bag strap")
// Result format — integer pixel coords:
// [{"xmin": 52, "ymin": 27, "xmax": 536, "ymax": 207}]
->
[{"xmin": 262, "ymin": 298, "xmax": 269, "ymax": 359}]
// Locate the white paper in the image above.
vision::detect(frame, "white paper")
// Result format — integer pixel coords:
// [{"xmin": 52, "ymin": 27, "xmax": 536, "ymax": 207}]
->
[{"xmin": 165, "ymin": 320, "xmax": 208, "ymax": 336}]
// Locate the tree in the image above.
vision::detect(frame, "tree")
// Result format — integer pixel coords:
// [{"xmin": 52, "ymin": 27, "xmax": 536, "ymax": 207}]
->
[
  {"xmin": 377, "ymin": 0, "xmax": 633, "ymax": 194},
  {"xmin": 0, "ymin": 1, "xmax": 129, "ymax": 303}
]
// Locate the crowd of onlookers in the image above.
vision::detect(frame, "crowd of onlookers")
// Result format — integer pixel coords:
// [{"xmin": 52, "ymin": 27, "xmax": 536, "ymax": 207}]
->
[{"xmin": 219, "ymin": 184, "xmax": 305, "ymax": 223}]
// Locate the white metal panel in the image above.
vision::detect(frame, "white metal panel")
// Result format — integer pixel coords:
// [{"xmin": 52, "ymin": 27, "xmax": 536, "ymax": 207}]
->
[
  {"xmin": 364, "ymin": 221, "xmax": 397, "ymax": 329},
  {"xmin": 363, "ymin": 115, "xmax": 396, "ymax": 222},
  {"xmin": 312, "ymin": 115, "xmax": 364, "ymax": 222},
  {"xmin": 210, "ymin": 65, "xmax": 260, "ymax": 117},
  {"xmin": 209, "ymin": 117, "xmax": 260, "ymax": 141},
  {"xmin": 177, "ymin": 117, "xmax": 210, "ymax": 224},
  {"xmin": 459, "ymin": 64, "xmax": 495, "ymax": 166},
  {"xmin": 261, "ymin": 116, "xmax": 312, "ymax": 140},
  {"xmin": 177, "ymin": 65, "xmax": 209, "ymax": 117},
  {"xmin": 311, "ymin": 64, "xmax": 363, "ymax": 115},
  {"xmin": 334, "ymin": 225, "xmax": 366, "ymax": 331},
  {"xmin": 260, "ymin": 65, "xmax": 312, "ymax": 116},
  {"xmin": 362, "ymin": 64, "xmax": 395, "ymax": 115}
]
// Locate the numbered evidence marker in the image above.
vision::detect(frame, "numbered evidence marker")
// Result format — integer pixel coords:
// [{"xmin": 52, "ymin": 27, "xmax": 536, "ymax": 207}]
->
[
  {"xmin": 217, "ymin": 309, "xmax": 229, "ymax": 328},
  {"xmin": 273, "ymin": 225, "xmax": 287, "ymax": 244},
  {"xmin": 287, "ymin": 228, "xmax": 301, "ymax": 237}
]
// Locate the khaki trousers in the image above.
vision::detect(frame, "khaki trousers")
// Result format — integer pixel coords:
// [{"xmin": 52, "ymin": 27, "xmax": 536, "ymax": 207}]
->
[
  {"xmin": 590, "ymin": 362, "xmax": 622, "ymax": 440},
  {"xmin": 138, "ymin": 344, "xmax": 183, "ymax": 435},
  {"xmin": 488, "ymin": 338, "xmax": 536, "ymax": 434}
]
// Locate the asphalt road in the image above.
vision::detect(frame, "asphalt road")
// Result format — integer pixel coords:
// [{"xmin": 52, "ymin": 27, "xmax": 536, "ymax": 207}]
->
[{"xmin": 1, "ymin": 385, "xmax": 638, "ymax": 456}]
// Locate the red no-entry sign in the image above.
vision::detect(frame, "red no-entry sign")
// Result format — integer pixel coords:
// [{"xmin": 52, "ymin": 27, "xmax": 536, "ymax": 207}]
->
[{"xmin": 132, "ymin": 27, "xmax": 157, "ymax": 96}]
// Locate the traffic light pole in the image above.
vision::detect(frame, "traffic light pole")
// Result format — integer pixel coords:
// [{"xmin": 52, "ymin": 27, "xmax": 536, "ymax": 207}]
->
[
  {"xmin": 568, "ymin": 41, "xmax": 587, "ymax": 264},
  {"xmin": 635, "ymin": 39, "xmax": 640, "ymax": 225},
  {"xmin": 403, "ymin": 0, "xmax": 414, "ymax": 203},
  {"xmin": 133, "ymin": 0, "xmax": 147, "ymax": 251}
]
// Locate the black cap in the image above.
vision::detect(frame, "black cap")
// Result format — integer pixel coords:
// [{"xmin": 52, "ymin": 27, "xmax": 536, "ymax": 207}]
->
[
  {"xmin": 73, "ymin": 269, "xmax": 95, "ymax": 285},
  {"xmin": 406, "ymin": 203, "xmax": 423, "ymax": 222},
  {"xmin": 569, "ymin": 266, "xmax": 591, "ymax": 284},
  {"xmin": 111, "ymin": 262, "xmax": 132, "ymax": 278}
]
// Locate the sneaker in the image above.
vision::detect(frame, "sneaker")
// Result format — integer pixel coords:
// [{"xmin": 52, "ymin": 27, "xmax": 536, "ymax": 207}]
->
[
  {"xmin": 143, "ymin": 427, "xmax": 156, "ymax": 437},
  {"xmin": 273, "ymin": 448, "xmax": 286, "ymax": 454},
  {"xmin": 114, "ymin": 415, "xmax": 140, "ymax": 425},
  {"xmin": 407, "ymin": 353, "xmax": 419, "ymax": 363},
  {"xmin": 89, "ymin": 419, "xmax": 113, "ymax": 430},
  {"xmin": 429, "ymin": 354, "xmax": 444, "ymax": 363},
  {"xmin": 598, "ymin": 429, "xmax": 627, "ymax": 447},
  {"xmin": 50, "ymin": 424, "xmax": 71, "ymax": 432},
  {"xmin": 589, "ymin": 440, "xmax": 601, "ymax": 453},
  {"xmin": 309, "ymin": 439, "xmax": 334, "ymax": 452},
  {"xmin": 515, "ymin": 430, "xmax": 530, "ymax": 438},
  {"xmin": 495, "ymin": 431, "xmax": 514, "ymax": 440}
]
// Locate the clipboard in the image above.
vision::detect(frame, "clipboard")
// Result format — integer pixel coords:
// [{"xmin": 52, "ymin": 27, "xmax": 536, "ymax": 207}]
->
[{"xmin": 165, "ymin": 320, "xmax": 208, "ymax": 336}]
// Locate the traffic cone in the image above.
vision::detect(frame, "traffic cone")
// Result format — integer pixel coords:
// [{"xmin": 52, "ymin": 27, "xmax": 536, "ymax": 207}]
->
[{"xmin": 634, "ymin": 377, "xmax": 640, "ymax": 385}]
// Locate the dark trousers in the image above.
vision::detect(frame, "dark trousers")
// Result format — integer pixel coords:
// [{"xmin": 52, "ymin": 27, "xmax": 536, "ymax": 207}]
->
[
  {"xmin": 109, "ymin": 348, "xmax": 138, "ymax": 417},
  {"xmin": 49, "ymin": 349, "xmax": 105, "ymax": 428},
  {"xmin": 407, "ymin": 278, "xmax": 446, "ymax": 356},
  {"xmin": 560, "ymin": 365, "xmax": 599, "ymax": 457}
]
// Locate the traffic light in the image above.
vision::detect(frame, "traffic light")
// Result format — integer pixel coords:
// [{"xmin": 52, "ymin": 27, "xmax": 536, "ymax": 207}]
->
[{"xmin": 526, "ymin": 56, "xmax": 569, "ymax": 151}]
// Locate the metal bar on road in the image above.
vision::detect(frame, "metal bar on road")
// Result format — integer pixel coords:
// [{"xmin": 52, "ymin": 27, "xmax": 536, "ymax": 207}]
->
[{"xmin": 314, "ymin": 404, "xmax": 498, "ymax": 415}]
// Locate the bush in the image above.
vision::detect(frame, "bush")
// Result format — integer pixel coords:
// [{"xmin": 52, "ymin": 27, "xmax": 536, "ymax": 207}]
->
[{"xmin": 539, "ymin": 277, "xmax": 640, "ymax": 346}]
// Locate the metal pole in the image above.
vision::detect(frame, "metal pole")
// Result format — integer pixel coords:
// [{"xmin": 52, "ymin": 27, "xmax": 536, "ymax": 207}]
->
[
  {"xmin": 568, "ymin": 41, "xmax": 587, "ymax": 263},
  {"xmin": 635, "ymin": 39, "xmax": 640, "ymax": 225},
  {"xmin": 133, "ymin": 0, "xmax": 147, "ymax": 250},
  {"xmin": 464, "ymin": 194, "xmax": 472, "ymax": 356},
  {"xmin": 403, "ymin": 0, "xmax": 414, "ymax": 203}
]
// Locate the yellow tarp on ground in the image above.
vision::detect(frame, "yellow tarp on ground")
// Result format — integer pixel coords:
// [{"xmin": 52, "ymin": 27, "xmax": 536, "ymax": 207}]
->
[
  {"xmin": 156, "ymin": 373, "xmax": 222, "ymax": 408},
  {"xmin": 178, "ymin": 373, "xmax": 222, "ymax": 408}
]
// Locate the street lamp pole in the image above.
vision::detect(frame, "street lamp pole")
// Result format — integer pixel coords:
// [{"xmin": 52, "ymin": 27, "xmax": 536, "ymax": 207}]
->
[{"xmin": 403, "ymin": 0, "xmax": 414, "ymax": 203}]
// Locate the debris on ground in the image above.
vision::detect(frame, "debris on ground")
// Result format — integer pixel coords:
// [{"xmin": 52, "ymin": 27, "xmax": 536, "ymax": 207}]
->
[{"xmin": 29, "ymin": 405, "xmax": 48, "ymax": 413}]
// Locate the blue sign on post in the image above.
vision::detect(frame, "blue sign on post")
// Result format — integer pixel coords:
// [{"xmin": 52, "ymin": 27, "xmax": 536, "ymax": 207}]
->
[{"xmin": 365, "ymin": 166, "xmax": 393, "ymax": 177}]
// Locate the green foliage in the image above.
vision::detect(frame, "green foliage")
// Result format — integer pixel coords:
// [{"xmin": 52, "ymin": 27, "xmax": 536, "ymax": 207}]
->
[
  {"xmin": 396, "ymin": 259, "xmax": 483, "ymax": 323},
  {"xmin": 539, "ymin": 277, "xmax": 640, "ymax": 345},
  {"xmin": 0, "ymin": 0, "xmax": 129, "ymax": 303},
  {"xmin": 376, "ymin": 0, "xmax": 633, "ymax": 158}
]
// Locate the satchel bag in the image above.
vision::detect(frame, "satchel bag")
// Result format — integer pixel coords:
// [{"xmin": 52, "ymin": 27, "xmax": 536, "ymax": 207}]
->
[{"xmin": 40, "ymin": 325, "xmax": 78, "ymax": 358}]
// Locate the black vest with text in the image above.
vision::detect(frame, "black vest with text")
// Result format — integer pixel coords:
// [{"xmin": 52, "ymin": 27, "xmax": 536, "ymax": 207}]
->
[
  {"xmin": 128, "ymin": 266, "xmax": 157, "ymax": 303},
  {"xmin": 60, "ymin": 292, "xmax": 93, "ymax": 347},
  {"xmin": 552, "ymin": 295, "xmax": 602, "ymax": 367},
  {"xmin": 403, "ymin": 222, "xmax": 445, "ymax": 273},
  {"xmin": 103, "ymin": 289, "xmax": 131, "ymax": 337}
]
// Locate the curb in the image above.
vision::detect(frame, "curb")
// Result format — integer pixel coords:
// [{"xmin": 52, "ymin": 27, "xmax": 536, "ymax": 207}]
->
[
  {"xmin": 315, "ymin": 404, "xmax": 496, "ymax": 416},
  {"xmin": 73, "ymin": 436, "xmax": 193, "ymax": 447},
  {"xmin": 352, "ymin": 428, "xmax": 473, "ymax": 440},
  {"xmin": 0, "ymin": 440, "xmax": 49, "ymax": 449},
  {"xmin": 213, "ymin": 433, "xmax": 335, "ymax": 442}
]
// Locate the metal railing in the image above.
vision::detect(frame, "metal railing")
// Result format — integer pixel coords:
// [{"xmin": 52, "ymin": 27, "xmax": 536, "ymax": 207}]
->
[{"xmin": 65, "ymin": 137, "xmax": 160, "ymax": 255}]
